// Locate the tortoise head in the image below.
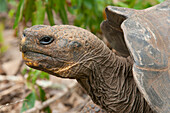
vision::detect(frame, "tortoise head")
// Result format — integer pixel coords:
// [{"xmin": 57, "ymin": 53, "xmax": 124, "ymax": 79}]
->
[{"xmin": 20, "ymin": 25, "xmax": 101, "ymax": 78}]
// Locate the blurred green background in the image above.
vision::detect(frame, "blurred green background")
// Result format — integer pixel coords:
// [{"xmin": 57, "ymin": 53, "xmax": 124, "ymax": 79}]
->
[{"xmin": 0, "ymin": 0, "xmax": 164, "ymax": 33}]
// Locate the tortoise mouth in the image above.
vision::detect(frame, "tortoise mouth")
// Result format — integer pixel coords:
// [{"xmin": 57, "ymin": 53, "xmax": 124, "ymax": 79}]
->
[
  {"xmin": 22, "ymin": 51, "xmax": 51, "ymax": 59},
  {"xmin": 22, "ymin": 51, "xmax": 74, "ymax": 78},
  {"xmin": 22, "ymin": 52, "xmax": 38, "ymax": 67},
  {"xmin": 22, "ymin": 51, "xmax": 55, "ymax": 69}
]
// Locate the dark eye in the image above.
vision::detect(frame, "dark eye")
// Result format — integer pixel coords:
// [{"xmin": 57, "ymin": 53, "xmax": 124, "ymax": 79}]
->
[
  {"xmin": 23, "ymin": 33, "xmax": 26, "ymax": 37},
  {"xmin": 39, "ymin": 36, "xmax": 54, "ymax": 45}
]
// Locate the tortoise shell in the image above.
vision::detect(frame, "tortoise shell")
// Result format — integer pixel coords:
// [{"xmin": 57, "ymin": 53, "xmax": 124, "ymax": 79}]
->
[{"xmin": 101, "ymin": 0, "xmax": 170, "ymax": 112}]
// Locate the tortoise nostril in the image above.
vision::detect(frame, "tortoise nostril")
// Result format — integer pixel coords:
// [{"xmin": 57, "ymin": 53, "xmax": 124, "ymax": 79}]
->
[{"xmin": 23, "ymin": 33, "xmax": 26, "ymax": 37}]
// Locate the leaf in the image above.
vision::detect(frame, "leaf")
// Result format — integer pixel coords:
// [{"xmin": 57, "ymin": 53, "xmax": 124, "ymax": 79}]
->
[
  {"xmin": 24, "ymin": 0, "xmax": 35, "ymax": 22},
  {"xmin": 32, "ymin": 0, "xmax": 45, "ymax": 25},
  {"xmin": 8, "ymin": 9, "xmax": 15, "ymax": 18},
  {"xmin": 83, "ymin": 0, "xmax": 93, "ymax": 10},
  {"xmin": 44, "ymin": 107, "xmax": 51, "ymax": 113},
  {"xmin": 156, "ymin": 0, "xmax": 165, "ymax": 3},
  {"xmin": 129, "ymin": 0, "xmax": 137, "ymax": 8},
  {"xmin": 38, "ymin": 86, "xmax": 51, "ymax": 113},
  {"xmin": 77, "ymin": 0, "xmax": 83, "ymax": 8},
  {"xmin": 32, "ymin": 70, "xmax": 40, "ymax": 84},
  {"xmin": 0, "ymin": 0, "xmax": 7, "ymax": 12},
  {"xmin": 46, "ymin": 0, "xmax": 55, "ymax": 25},
  {"xmin": 0, "ymin": 23, "xmax": 7, "ymax": 54},
  {"xmin": 13, "ymin": 0, "xmax": 25, "ymax": 28},
  {"xmin": 40, "ymin": 72, "xmax": 49, "ymax": 80},
  {"xmin": 38, "ymin": 86, "xmax": 46, "ymax": 101},
  {"xmin": 0, "ymin": 23, "xmax": 4, "ymax": 42},
  {"xmin": 116, "ymin": 2, "xmax": 129, "ymax": 8},
  {"xmin": 53, "ymin": 0, "xmax": 60, "ymax": 13},
  {"xmin": 69, "ymin": 0, "xmax": 82, "ymax": 14},
  {"xmin": 58, "ymin": 1, "xmax": 68, "ymax": 24},
  {"xmin": 70, "ymin": 0, "xmax": 113, "ymax": 32},
  {"xmin": 21, "ymin": 92, "xmax": 36, "ymax": 113},
  {"xmin": 67, "ymin": 5, "xmax": 75, "ymax": 14},
  {"xmin": 143, "ymin": 2, "xmax": 153, "ymax": 9},
  {"xmin": 21, "ymin": 68, "xmax": 27, "ymax": 75}
]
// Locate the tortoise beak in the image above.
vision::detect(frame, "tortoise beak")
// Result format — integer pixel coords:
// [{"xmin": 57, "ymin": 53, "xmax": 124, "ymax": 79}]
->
[{"xmin": 20, "ymin": 35, "xmax": 28, "ymax": 53}]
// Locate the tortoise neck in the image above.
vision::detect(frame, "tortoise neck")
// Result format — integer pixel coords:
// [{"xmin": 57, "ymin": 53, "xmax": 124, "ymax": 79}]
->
[{"xmin": 76, "ymin": 48, "xmax": 153, "ymax": 112}]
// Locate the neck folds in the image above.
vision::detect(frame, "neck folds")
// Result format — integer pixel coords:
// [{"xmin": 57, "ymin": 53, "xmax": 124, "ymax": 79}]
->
[{"xmin": 76, "ymin": 46, "xmax": 153, "ymax": 112}]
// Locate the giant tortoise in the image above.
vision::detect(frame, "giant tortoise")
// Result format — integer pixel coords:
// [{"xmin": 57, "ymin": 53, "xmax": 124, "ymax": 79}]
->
[{"xmin": 20, "ymin": 0, "xmax": 170, "ymax": 112}]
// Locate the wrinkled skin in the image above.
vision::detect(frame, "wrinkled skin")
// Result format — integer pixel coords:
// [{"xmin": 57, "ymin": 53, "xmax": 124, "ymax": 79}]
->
[
  {"xmin": 21, "ymin": 25, "xmax": 101, "ymax": 78},
  {"xmin": 20, "ymin": 25, "xmax": 154, "ymax": 113}
]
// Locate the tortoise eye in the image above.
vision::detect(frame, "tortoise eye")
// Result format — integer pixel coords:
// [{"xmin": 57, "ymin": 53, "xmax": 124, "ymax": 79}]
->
[{"xmin": 39, "ymin": 36, "xmax": 54, "ymax": 45}]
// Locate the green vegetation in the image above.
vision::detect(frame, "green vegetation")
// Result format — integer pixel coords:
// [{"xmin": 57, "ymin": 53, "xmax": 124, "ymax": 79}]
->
[
  {"xmin": 115, "ymin": 0, "xmax": 164, "ymax": 9},
  {"xmin": 68, "ymin": 0, "xmax": 113, "ymax": 33},
  {"xmin": 13, "ymin": 0, "xmax": 69, "ymax": 28},
  {"xmin": 0, "ymin": 0, "xmax": 7, "ymax": 12},
  {"xmin": 21, "ymin": 68, "xmax": 50, "ymax": 113},
  {"xmin": 12, "ymin": 0, "xmax": 164, "ymax": 33},
  {"xmin": 0, "ymin": 23, "xmax": 8, "ymax": 57}
]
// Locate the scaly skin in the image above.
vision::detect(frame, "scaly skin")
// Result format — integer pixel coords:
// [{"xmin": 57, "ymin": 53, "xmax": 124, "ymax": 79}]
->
[{"xmin": 20, "ymin": 25, "xmax": 154, "ymax": 113}]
